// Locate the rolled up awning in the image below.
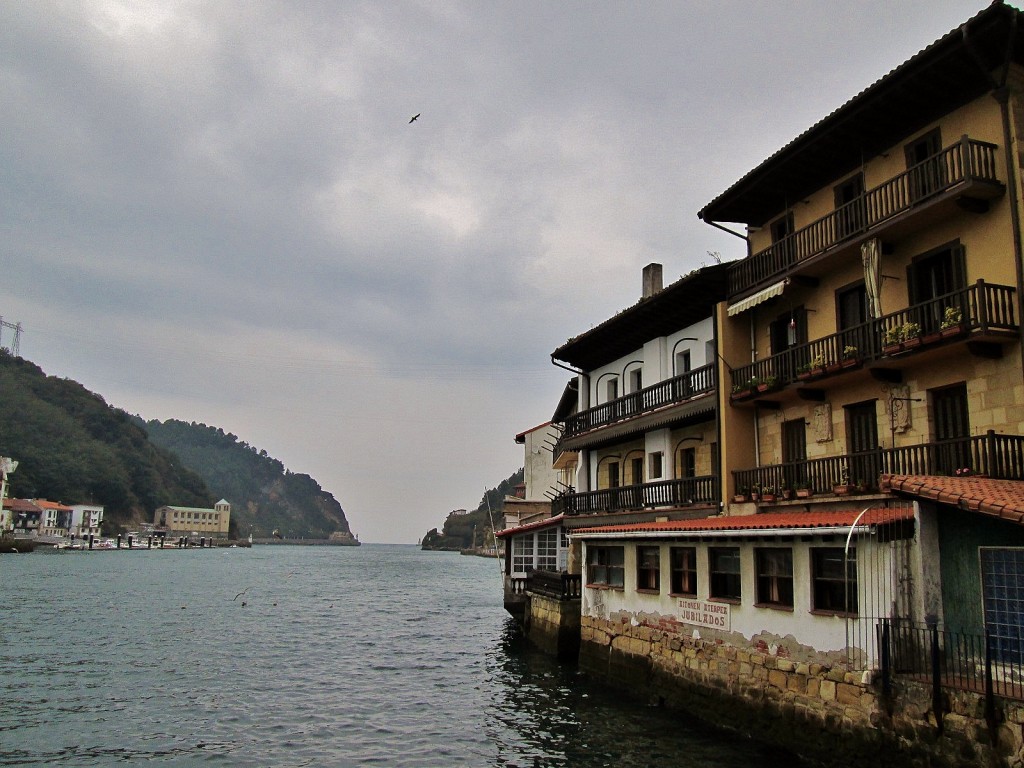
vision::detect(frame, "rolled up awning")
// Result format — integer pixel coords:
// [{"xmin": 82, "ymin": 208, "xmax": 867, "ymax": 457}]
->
[{"xmin": 726, "ymin": 279, "xmax": 788, "ymax": 317}]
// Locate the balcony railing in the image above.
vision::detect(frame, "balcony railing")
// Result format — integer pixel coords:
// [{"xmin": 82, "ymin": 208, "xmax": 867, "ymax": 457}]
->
[
  {"xmin": 732, "ymin": 431, "xmax": 1024, "ymax": 496},
  {"xmin": 728, "ymin": 136, "xmax": 1002, "ymax": 295},
  {"xmin": 562, "ymin": 363, "xmax": 716, "ymax": 440},
  {"xmin": 730, "ymin": 280, "xmax": 1017, "ymax": 394},
  {"xmin": 527, "ymin": 569, "xmax": 582, "ymax": 600},
  {"xmin": 552, "ymin": 475, "xmax": 719, "ymax": 516}
]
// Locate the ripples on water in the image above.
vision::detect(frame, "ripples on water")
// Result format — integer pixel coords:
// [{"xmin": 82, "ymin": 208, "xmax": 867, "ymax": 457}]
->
[{"xmin": 1, "ymin": 545, "xmax": 796, "ymax": 767}]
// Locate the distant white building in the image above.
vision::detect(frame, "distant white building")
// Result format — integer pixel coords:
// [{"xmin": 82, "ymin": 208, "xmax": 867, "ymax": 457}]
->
[{"xmin": 69, "ymin": 504, "xmax": 104, "ymax": 537}]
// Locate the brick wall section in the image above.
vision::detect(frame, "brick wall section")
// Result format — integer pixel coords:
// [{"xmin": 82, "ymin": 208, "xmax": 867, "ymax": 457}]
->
[{"xmin": 581, "ymin": 613, "xmax": 1024, "ymax": 767}]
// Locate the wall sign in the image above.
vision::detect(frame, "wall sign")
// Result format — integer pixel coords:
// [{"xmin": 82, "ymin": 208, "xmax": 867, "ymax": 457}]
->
[{"xmin": 677, "ymin": 598, "xmax": 731, "ymax": 630}]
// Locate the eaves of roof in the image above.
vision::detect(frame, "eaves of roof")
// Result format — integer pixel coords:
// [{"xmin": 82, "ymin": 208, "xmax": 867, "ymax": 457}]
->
[
  {"xmin": 881, "ymin": 473, "xmax": 1024, "ymax": 525},
  {"xmin": 551, "ymin": 262, "xmax": 731, "ymax": 371},
  {"xmin": 699, "ymin": 2, "xmax": 1023, "ymax": 227},
  {"xmin": 495, "ymin": 514, "xmax": 566, "ymax": 539},
  {"xmin": 572, "ymin": 507, "xmax": 911, "ymax": 539}
]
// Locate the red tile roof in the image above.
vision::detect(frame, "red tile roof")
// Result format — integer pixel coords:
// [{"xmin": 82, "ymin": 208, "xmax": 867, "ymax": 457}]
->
[
  {"xmin": 882, "ymin": 474, "xmax": 1024, "ymax": 525},
  {"xmin": 495, "ymin": 514, "xmax": 565, "ymax": 539},
  {"xmin": 574, "ymin": 506, "xmax": 911, "ymax": 537}
]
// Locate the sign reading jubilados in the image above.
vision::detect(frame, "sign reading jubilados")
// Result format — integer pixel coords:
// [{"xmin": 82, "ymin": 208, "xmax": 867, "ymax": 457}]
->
[{"xmin": 677, "ymin": 599, "xmax": 731, "ymax": 630}]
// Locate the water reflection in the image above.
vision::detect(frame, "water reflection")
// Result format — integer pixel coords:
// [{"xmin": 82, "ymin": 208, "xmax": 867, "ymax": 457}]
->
[{"xmin": 486, "ymin": 618, "xmax": 803, "ymax": 768}]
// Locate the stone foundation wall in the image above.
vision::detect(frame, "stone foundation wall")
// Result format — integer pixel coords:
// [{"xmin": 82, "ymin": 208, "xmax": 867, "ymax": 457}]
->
[
  {"xmin": 580, "ymin": 613, "xmax": 1022, "ymax": 767},
  {"xmin": 525, "ymin": 594, "xmax": 580, "ymax": 661}
]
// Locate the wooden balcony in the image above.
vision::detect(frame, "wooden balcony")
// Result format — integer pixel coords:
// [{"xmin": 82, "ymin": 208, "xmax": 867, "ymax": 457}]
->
[
  {"xmin": 562, "ymin": 362, "xmax": 715, "ymax": 440},
  {"xmin": 729, "ymin": 280, "xmax": 1017, "ymax": 399},
  {"xmin": 728, "ymin": 136, "xmax": 1004, "ymax": 297},
  {"xmin": 733, "ymin": 431, "xmax": 1024, "ymax": 497},
  {"xmin": 551, "ymin": 475, "xmax": 719, "ymax": 516}
]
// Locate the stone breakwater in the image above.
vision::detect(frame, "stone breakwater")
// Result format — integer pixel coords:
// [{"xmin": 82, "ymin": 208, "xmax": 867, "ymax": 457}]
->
[{"xmin": 579, "ymin": 613, "xmax": 1024, "ymax": 768}]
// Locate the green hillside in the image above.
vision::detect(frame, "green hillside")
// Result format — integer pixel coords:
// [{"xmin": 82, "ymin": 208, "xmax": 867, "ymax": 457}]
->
[
  {"xmin": 421, "ymin": 468, "xmax": 523, "ymax": 550},
  {"xmin": 0, "ymin": 351, "xmax": 212, "ymax": 531},
  {"xmin": 139, "ymin": 418, "xmax": 353, "ymax": 540}
]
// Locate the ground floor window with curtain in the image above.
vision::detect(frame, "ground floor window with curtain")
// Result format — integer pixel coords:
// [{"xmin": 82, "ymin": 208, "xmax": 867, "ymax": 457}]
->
[
  {"xmin": 587, "ymin": 546, "xmax": 624, "ymax": 588},
  {"xmin": 670, "ymin": 547, "xmax": 697, "ymax": 596},
  {"xmin": 755, "ymin": 547, "xmax": 793, "ymax": 608},
  {"xmin": 636, "ymin": 546, "xmax": 660, "ymax": 591},
  {"xmin": 812, "ymin": 547, "xmax": 857, "ymax": 615}
]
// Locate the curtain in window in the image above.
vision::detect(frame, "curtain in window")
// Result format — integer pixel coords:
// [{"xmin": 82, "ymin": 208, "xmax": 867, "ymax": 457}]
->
[{"xmin": 861, "ymin": 238, "xmax": 882, "ymax": 319}]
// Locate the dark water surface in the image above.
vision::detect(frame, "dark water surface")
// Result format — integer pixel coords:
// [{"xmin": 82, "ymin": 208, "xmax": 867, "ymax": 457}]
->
[{"xmin": 1, "ymin": 544, "xmax": 794, "ymax": 766}]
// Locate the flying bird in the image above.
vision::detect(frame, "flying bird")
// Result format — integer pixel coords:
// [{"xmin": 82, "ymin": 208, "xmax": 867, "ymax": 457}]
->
[{"xmin": 409, "ymin": 113, "xmax": 420, "ymax": 123}]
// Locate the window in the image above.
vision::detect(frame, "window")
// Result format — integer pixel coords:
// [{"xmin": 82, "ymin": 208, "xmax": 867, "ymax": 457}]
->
[
  {"xmin": 981, "ymin": 548, "xmax": 1024, "ymax": 663},
  {"xmin": 679, "ymin": 447, "xmax": 696, "ymax": 479},
  {"xmin": 670, "ymin": 547, "xmax": 697, "ymax": 596},
  {"xmin": 587, "ymin": 546, "xmax": 624, "ymax": 588},
  {"xmin": 755, "ymin": 548, "xmax": 793, "ymax": 608},
  {"xmin": 537, "ymin": 529, "xmax": 558, "ymax": 571},
  {"xmin": 630, "ymin": 368, "xmax": 643, "ymax": 393},
  {"xmin": 512, "ymin": 535, "xmax": 534, "ymax": 574},
  {"xmin": 931, "ymin": 383, "xmax": 970, "ymax": 473},
  {"xmin": 649, "ymin": 451, "xmax": 663, "ymax": 480},
  {"xmin": 606, "ymin": 377, "xmax": 619, "ymax": 402},
  {"xmin": 630, "ymin": 457, "xmax": 644, "ymax": 485},
  {"xmin": 675, "ymin": 350, "xmax": 691, "ymax": 376},
  {"xmin": 905, "ymin": 128, "xmax": 944, "ymax": 201},
  {"xmin": 709, "ymin": 547, "xmax": 741, "ymax": 601},
  {"xmin": 637, "ymin": 546, "xmax": 660, "ymax": 591},
  {"xmin": 834, "ymin": 173, "xmax": 865, "ymax": 240},
  {"xmin": 812, "ymin": 547, "xmax": 857, "ymax": 615},
  {"xmin": 603, "ymin": 460, "xmax": 620, "ymax": 489}
]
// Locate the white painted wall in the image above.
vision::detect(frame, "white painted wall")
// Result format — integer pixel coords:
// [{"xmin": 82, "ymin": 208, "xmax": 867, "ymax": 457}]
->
[
  {"xmin": 581, "ymin": 536, "xmax": 895, "ymax": 661},
  {"xmin": 521, "ymin": 423, "xmax": 560, "ymax": 501}
]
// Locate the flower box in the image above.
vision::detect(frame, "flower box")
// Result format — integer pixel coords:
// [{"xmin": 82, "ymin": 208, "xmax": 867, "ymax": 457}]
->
[
  {"xmin": 760, "ymin": 493, "xmax": 776, "ymax": 503},
  {"xmin": 832, "ymin": 484, "xmax": 851, "ymax": 496},
  {"xmin": 732, "ymin": 494, "xmax": 748, "ymax": 504},
  {"xmin": 940, "ymin": 324, "xmax": 964, "ymax": 338},
  {"xmin": 796, "ymin": 488, "xmax": 813, "ymax": 499},
  {"xmin": 902, "ymin": 336, "xmax": 921, "ymax": 349},
  {"xmin": 882, "ymin": 343, "xmax": 902, "ymax": 355}
]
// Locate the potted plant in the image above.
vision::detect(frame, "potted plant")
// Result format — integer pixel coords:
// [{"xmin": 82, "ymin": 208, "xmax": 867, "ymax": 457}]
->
[
  {"xmin": 760, "ymin": 485, "xmax": 776, "ymax": 503},
  {"xmin": 806, "ymin": 353, "xmax": 826, "ymax": 377},
  {"xmin": 780, "ymin": 483, "xmax": 793, "ymax": 501},
  {"xmin": 796, "ymin": 362, "xmax": 813, "ymax": 380},
  {"xmin": 940, "ymin": 306, "xmax": 963, "ymax": 336},
  {"xmin": 732, "ymin": 486, "xmax": 749, "ymax": 503},
  {"xmin": 795, "ymin": 482, "xmax": 813, "ymax": 499},
  {"xmin": 901, "ymin": 321, "xmax": 922, "ymax": 348},
  {"xmin": 757, "ymin": 374, "xmax": 778, "ymax": 393},
  {"xmin": 749, "ymin": 483, "xmax": 761, "ymax": 502},
  {"xmin": 882, "ymin": 324, "xmax": 903, "ymax": 353},
  {"xmin": 841, "ymin": 345, "xmax": 859, "ymax": 367},
  {"xmin": 832, "ymin": 467, "xmax": 851, "ymax": 495}
]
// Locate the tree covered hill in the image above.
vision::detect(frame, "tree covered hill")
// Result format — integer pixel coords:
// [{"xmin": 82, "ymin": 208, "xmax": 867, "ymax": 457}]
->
[
  {"xmin": 0, "ymin": 351, "xmax": 212, "ymax": 531},
  {"xmin": 138, "ymin": 418, "xmax": 353, "ymax": 541},
  {"xmin": 421, "ymin": 468, "xmax": 523, "ymax": 550}
]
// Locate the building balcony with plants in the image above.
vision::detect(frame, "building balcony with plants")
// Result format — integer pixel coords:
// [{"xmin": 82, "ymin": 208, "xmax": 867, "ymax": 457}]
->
[{"xmin": 728, "ymin": 279, "xmax": 1017, "ymax": 402}]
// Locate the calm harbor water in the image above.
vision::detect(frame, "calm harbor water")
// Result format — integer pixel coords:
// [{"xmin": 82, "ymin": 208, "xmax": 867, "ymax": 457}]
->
[{"xmin": 1, "ymin": 544, "xmax": 798, "ymax": 767}]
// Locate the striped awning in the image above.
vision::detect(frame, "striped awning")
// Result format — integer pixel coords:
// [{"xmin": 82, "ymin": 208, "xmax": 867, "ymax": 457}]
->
[{"xmin": 726, "ymin": 279, "xmax": 788, "ymax": 317}]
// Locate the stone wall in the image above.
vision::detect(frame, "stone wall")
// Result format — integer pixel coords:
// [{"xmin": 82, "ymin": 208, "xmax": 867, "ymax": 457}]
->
[
  {"xmin": 580, "ymin": 613, "xmax": 1021, "ymax": 767},
  {"xmin": 525, "ymin": 594, "xmax": 580, "ymax": 661}
]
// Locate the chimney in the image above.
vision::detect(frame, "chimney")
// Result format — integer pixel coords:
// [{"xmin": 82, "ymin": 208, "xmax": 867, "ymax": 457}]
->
[{"xmin": 642, "ymin": 263, "xmax": 663, "ymax": 299}]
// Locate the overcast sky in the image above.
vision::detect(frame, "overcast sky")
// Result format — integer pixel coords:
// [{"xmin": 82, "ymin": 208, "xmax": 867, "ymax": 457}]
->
[{"xmin": 0, "ymin": 0, "xmax": 988, "ymax": 543}]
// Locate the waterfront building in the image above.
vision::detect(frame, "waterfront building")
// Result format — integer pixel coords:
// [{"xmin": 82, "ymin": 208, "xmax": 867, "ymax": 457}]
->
[
  {"xmin": 35, "ymin": 499, "xmax": 73, "ymax": 536},
  {"xmin": 154, "ymin": 499, "xmax": 231, "ymax": 539},
  {"xmin": 4, "ymin": 498, "xmax": 42, "ymax": 536},
  {"xmin": 69, "ymin": 503, "xmax": 104, "ymax": 538},
  {"xmin": 513, "ymin": 3, "xmax": 1024, "ymax": 764}
]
